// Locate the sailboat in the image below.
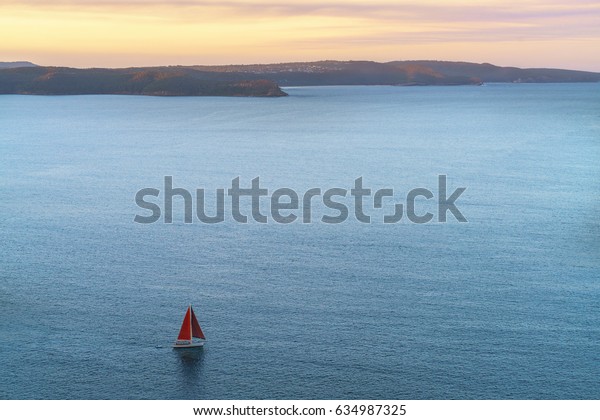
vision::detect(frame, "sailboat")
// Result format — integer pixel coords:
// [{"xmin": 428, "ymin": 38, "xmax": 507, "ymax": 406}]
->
[{"xmin": 173, "ymin": 305, "xmax": 206, "ymax": 348}]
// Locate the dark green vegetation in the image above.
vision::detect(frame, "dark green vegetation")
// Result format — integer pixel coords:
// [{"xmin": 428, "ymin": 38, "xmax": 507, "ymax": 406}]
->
[
  {"xmin": 1, "ymin": 60, "xmax": 598, "ymax": 96},
  {"xmin": 0, "ymin": 66, "xmax": 287, "ymax": 97},
  {"xmin": 196, "ymin": 60, "xmax": 600, "ymax": 85},
  {"xmin": 389, "ymin": 61, "xmax": 600, "ymax": 84}
]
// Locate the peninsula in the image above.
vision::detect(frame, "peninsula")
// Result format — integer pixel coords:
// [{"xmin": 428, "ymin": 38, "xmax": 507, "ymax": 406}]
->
[{"xmin": 1, "ymin": 60, "xmax": 599, "ymax": 96}]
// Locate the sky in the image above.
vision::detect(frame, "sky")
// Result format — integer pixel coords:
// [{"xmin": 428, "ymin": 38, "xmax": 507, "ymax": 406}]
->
[{"xmin": 1, "ymin": 0, "xmax": 599, "ymax": 70}]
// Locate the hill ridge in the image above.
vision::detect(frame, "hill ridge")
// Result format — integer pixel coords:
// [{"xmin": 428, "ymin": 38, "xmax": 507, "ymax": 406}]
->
[{"xmin": 1, "ymin": 60, "xmax": 598, "ymax": 96}]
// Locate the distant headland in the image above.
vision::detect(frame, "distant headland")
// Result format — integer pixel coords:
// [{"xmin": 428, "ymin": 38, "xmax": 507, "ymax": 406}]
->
[{"xmin": 1, "ymin": 60, "xmax": 599, "ymax": 97}]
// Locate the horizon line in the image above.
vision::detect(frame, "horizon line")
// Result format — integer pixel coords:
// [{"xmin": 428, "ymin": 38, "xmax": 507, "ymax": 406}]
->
[{"xmin": 4, "ymin": 59, "xmax": 600, "ymax": 74}]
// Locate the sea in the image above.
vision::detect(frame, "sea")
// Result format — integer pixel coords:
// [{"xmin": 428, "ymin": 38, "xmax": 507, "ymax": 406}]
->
[{"xmin": 1, "ymin": 84, "xmax": 599, "ymax": 399}]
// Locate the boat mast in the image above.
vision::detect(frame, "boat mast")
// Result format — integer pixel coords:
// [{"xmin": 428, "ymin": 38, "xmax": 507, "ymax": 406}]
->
[{"xmin": 189, "ymin": 305, "xmax": 193, "ymax": 342}]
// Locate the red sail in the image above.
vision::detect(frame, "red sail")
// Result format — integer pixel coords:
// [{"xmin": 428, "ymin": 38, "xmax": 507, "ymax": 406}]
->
[
  {"xmin": 177, "ymin": 307, "xmax": 192, "ymax": 341},
  {"xmin": 190, "ymin": 307, "xmax": 205, "ymax": 339}
]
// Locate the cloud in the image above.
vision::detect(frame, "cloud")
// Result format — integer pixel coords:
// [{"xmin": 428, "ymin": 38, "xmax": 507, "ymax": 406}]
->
[
  {"xmin": 2, "ymin": 0, "xmax": 599, "ymax": 69},
  {"xmin": 5, "ymin": 0, "xmax": 600, "ymax": 23},
  {"xmin": 5, "ymin": 1, "xmax": 600, "ymax": 41}
]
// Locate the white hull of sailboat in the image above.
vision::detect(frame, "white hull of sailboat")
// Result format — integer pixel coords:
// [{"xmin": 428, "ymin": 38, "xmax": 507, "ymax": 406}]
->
[{"xmin": 173, "ymin": 340, "xmax": 206, "ymax": 348}]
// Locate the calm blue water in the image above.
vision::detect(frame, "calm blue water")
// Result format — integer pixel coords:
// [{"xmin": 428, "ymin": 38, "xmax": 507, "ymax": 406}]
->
[{"xmin": 1, "ymin": 85, "xmax": 599, "ymax": 399}]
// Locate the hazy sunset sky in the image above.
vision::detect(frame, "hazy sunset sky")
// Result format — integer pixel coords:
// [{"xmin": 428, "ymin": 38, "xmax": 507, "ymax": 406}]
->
[{"xmin": 1, "ymin": 0, "xmax": 599, "ymax": 70}]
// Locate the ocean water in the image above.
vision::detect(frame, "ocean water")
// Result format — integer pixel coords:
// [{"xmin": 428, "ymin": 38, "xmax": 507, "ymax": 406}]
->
[{"xmin": 1, "ymin": 84, "xmax": 599, "ymax": 399}]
